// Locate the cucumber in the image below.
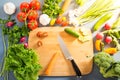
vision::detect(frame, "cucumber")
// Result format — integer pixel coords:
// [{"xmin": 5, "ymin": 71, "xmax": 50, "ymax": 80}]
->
[{"xmin": 64, "ymin": 28, "xmax": 80, "ymax": 38}]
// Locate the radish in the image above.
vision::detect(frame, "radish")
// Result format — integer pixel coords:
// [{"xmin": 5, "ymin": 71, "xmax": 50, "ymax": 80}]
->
[
  {"xmin": 24, "ymin": 42, "xmax": 28, "ymax": 48},
  {"xmin": 20, "ymin": 36, "xmax": 26, "ymax": 43},
  {"xmin": 104, "ymin": 23, "xmax": 111, "ymax": 30},
  {"xmin": 96, "ymin": 32, "xmax": 104, "ymax": 40},
  {"xmin": 6, "ymin": 21, "xmax": 14, "ymax": 27},
  {"xmin": 105, "ymin": 36, "xmax": 112, "ymax": 44}
]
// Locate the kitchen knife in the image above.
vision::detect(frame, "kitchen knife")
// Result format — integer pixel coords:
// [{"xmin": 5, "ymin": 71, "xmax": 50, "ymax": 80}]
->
[{"xmin": 57, "ymin": 35, "xmax": 82, "ymax": 77}]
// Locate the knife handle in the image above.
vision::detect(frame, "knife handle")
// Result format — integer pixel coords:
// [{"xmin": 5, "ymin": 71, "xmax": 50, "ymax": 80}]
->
[{"xmin": 71, "ymin": 59, "xmax": 82, "ymax": 76}]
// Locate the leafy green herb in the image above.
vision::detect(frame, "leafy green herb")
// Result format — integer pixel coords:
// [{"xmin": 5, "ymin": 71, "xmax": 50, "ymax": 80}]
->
[
  {"xmin": 5, "ymin": 44, "xmax": 41, "ymax": 80},
  {"xmin": 42, "ymin": 0, "xmax": 62, "ymax": 18}
]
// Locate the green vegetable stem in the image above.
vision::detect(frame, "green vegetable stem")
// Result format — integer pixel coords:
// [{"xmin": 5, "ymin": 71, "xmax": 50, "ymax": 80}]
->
[
  {"xmin": 111, "ymin": 13, "xmax": 120, "ymax": 29},
  {"xmin": 93, "ymin": 12, "xmax": 113, "ymax": 31}
]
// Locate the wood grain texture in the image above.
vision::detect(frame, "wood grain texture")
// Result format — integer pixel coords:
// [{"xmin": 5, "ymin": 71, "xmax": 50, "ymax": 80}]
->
[{"xmin": 28, "ymin": 27, "xmax": 94, "ymax": 76}]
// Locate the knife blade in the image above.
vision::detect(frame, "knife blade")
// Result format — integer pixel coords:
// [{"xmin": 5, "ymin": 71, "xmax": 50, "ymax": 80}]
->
[{"xmin": 57, "ymin": 35, "xmax": 82, "ymax": 77}]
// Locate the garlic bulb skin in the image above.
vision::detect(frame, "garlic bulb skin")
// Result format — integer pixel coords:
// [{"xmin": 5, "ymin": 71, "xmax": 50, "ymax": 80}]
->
[
  {"xmin": 3, "ymin": 2, "xmax": 16, "ymax": 15},
  {"xmin": 39, "ymin": 14, "xmax": 51, "ymax": 26}
]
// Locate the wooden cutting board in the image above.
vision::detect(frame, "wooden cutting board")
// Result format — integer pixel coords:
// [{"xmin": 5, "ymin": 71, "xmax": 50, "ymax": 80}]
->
[{"xmin": 28, "ymin": 27, "xmax": 94, "ymax": 76}]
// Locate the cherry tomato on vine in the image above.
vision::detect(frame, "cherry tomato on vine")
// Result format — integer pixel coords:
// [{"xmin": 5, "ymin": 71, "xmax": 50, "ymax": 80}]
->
[
  {"xmin": 56, "ymin": 17, "xmax": 63, "ymax": 24},
  {"xmin": 29, "ymin": 0, "xmax": 41, "ymax": 10},
  {"xmin": 20, "ymin": 2, "xmax": 30, "ymax": 13},
  {"xmin": 61, "ymin": 21, "xmax": 69, "ymax": 26},
  {"xmin": 27, "ymin": 20, "xmax": 38, "ymax": 30},
  {"xmin": 27, "ymin": 10, "xmax": 38, "ymax": 20},
  {"xmin": 17, "ymin": 12, "xmax": 26, "ymax": 22}
]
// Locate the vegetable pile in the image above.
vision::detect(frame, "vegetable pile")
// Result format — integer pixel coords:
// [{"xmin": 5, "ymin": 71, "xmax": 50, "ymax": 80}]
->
[
  {"xmin": 95, "ymin": 26, "xmax": 120, "ymax": 54},
  {"xmin": 94, "ymin": 52, "xmax": 120, "ymax": 78},
  {"xmin": 17, "ymin": 0, "xmax": 41, "ymax": 30},
  {"xmin": 0, "ymin": 0, "xmax": 42, "ymax": 80},
  {"xmin": 69, "ymin": 0, "xmax": 120, "ymax": 27}
]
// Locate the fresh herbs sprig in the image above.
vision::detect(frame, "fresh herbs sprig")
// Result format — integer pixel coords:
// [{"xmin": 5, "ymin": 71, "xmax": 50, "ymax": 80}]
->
[{"xmin": 42, "ymin": 0, "xmax": 62, "ymax": 18}]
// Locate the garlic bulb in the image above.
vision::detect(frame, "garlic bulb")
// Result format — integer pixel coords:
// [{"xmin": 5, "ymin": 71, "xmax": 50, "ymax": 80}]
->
[{"xmin": 3, "ymin": 2, "xmax": 16, "ymax": 15}]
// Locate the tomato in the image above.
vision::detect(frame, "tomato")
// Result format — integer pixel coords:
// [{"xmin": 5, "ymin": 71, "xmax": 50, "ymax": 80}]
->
[
  {"xmin": 17, "ymin": 12, "xmax": 26, "ymax": 22},
  {"xmin": 27, "ymin": 10, "xmax": 38, "ymax": 20},
  {"xmin": 29, "ymin": 0, "xmax": 41, "ymax": 10},
  {"xmin": 61, "ymin": 21, "xmax": 69, "ymax": 26},
  {"xmin": 56, "ymin": 17, "xmax": 63, "ymax": 24},
  {"xmin": 27, "ymin": 20, "xmax": 38, "ymax": 30},
  {"xmin": 20, "ymin": 2, "xmax": 30, "ymax": 13}
]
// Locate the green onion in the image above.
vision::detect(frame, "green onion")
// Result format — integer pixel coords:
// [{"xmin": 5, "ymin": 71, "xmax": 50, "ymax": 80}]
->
[{"xmin": 77, "ymin": 0, "xmax": 120, "ymax": 25}]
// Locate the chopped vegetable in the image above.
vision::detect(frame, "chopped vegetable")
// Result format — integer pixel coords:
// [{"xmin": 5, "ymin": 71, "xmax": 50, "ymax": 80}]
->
[
  {"xmin": 44, "ymin": 52, "xmax": 59, "ymax": 75},
  {"xmin": 64, "ymin": 28, "xmax": 80, "ymax": 38},
  {"xmin": 94, "ymin": 52, "xmax": 120, "ymax": 78},
  {"xmin": 3, "ymin": 2, "xmax": 16, "ymax": 15},
  {"xmin": 5, "ymin": 44, "xmax": 41, "ymax": 80},
  {"xmin": 95, "ymin": 40, "xmax": 102, "ymax": 51},
  {"xmin": 78, "ymin": 35, "xmax": 91, "ymax": 42},
  {"xmin": 104, "ymin": 48, "xmax": 117, "ymax": 55},
  {"xmin": 93, "ymin": 13, "xmax": 113, "ymax": 31},
  {"xmin": 42, "ymin": 0, "xmax": 62, "ymax": 18},
  {"xmin": 39, "ymin": 14, "xmax": 51, "ymax": 26},
  {"xmin": 36, "ymin": 31, "xmax": 48, "ymax": 37},
  {"xmin": 37, "ymin": 40, "xmax": 42, "ymax": 47}
]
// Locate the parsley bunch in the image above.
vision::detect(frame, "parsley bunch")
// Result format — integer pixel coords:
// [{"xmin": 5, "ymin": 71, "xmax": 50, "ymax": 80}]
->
[{"xmin": 42, "ymin": 0, "xmax": 62, "ymax": 18}]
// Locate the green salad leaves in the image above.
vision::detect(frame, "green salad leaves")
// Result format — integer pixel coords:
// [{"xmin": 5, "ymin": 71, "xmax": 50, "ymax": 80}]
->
[{"xmin": 5, "ymin": 44, "xmax": 41, "ymax": 80}]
